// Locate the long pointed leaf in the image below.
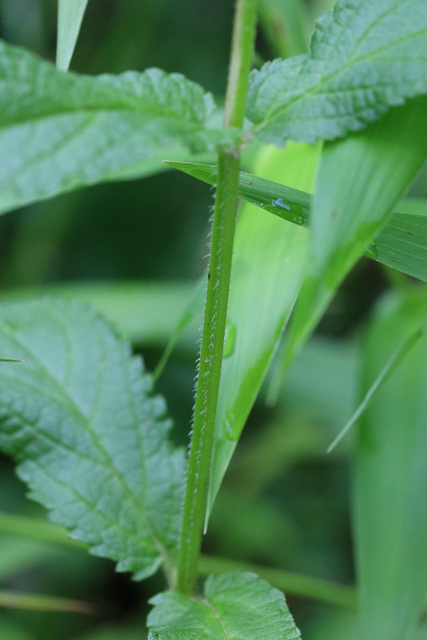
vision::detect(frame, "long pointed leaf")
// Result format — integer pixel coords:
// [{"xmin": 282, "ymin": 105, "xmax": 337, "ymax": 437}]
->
[
  {"xmin": 166, "ymin": 161, "xmax": 427, "ymax": 282},
  {"xmin": 56, "ymin": 0, "xmax": 89, "ymax": 72}
]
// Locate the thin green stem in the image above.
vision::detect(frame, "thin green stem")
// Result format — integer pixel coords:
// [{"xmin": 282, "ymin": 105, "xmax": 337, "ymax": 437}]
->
[
  {"xmin": 176, "ymin": 0, "xmax": 257, "ymax": 596},
  {"xmin": 0, "ymin": 512, "xmax": 85, "ymax": 549}
]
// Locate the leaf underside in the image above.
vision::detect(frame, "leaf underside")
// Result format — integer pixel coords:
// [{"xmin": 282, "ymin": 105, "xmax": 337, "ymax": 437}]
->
[
  {"xmin": 0, "ymin": 39, "xmax": 236, "ymax": 215},
  {"xmin": 147, "ymin": 571, "xmax": 301, "ymax": 640},
  {"xmin": 247, "ymin": 0, "xmax": 427, "ymax": 145},
  {"xmin": 0, "ymin": 298, "xmax": 185, "ymax": 581},
  {"xmin": 166, "ymin": 161, "xmax": 427, "ymax": 283}
]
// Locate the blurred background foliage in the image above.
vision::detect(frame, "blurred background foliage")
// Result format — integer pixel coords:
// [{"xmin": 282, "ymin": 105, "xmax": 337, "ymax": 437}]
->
[{"xmin": 0, "ymin": 0, "xmax": 426, "ymax": 639}]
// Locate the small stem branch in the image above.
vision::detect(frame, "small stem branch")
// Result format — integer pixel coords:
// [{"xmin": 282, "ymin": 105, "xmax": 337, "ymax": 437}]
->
[{"xmin": 176, "ymin": 0, "xmax": 257, "ymax": 596}]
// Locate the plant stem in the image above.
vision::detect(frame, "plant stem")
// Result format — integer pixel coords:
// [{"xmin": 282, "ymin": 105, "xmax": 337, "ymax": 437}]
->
[{"xmin": 176, "ymin": 0, "xmax": 257, "ymax": 596}]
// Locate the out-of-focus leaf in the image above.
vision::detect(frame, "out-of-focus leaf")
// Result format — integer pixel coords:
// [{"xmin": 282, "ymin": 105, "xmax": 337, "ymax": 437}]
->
[
  {"xmin": 0, "ymin": 281, "xmax": 195, "ymax": 346},
  {"xmin": 0, "ymin": 299, "xmax": 185, "ymax": 582},
  {"xmin": 328, "ymin": 318, "xmax": 426, "ymax": 453},
  {"xmin": 247, "ymin": 0, "xmax": 427, "ymax": 145},
  {"xmin": 0, "ymin": 538, "xmax": 60, "ymax": 582},
  {"xmin": 0, "ymin": 621, "xmax": 35, "ymax": 640},
  {"xmin": 75, "ymin": 626, "xmax": 144, "ymax": 640},
  {"xmin": 0, "ymin": 591, "xmax": 94, "ymax": 614},
  {"xmin": 153, "ymin": 277, "xmax": 205, "ymax": 381},
  {"xmin": 258, "ymin": 0, "xmax": 311, "ymax": 58},
  {"xmin": 147, "ymin": 572, "xmax": 301, "ymax": 640},
  {"xmin": 166, "ymin": 161, "xmax": 427, "ymax": 282},
  {"xmin": 56, "ymin": 0, "xmax": 89, "ymax": 72},
  {"xmin": 206, "ymin": 142, "xmax": 320, "ymax": 522},
  {"xmin": 354, "ymin": 290, "xmax": 427, "ymax": 640},
  {"xmin": 0, "ymin": 39, "xmax": 237, "ymax": 214},
  {"xmin": 275, "ymin": 96, "xmax": 427, "ymax": 401}
]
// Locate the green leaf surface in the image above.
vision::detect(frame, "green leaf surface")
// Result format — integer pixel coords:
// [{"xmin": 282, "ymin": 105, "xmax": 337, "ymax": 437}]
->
[
  {"xmin": 354, "ymin": 290, "xmax": 427, "ymax": 640},
  {"xmin": 147, "ymin": 571, "xmax": 301, "ymax": 640},
  {"xmin": 247, "ymin": 0, "xmax": 427, "ymax": 145},
  {"xmin": 0, "ymin": 298, "xmax": 185, "ymax": 581},
  {"xmin": 206, "ymin": 142, "xmax": 319, "ymax": 522},
  {"xmin": 167, "ymin": 160, "xmax": 427, "ymax": 282},
  {"xmin": 56, "ymin": 0, "xmax": 89, "ymax": 72},
  {"xmin": 278, "ymin": 96, "xmax": 427, "ymax": 397},
  {"xmin": 0, "ymin": 39, "xmax": 237, "ymax": 214}
]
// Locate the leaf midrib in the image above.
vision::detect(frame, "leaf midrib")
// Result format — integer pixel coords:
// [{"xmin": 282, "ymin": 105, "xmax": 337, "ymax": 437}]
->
[{"xmin": 0, "ymin": 99, "xmax": 200, "ymax": 130}]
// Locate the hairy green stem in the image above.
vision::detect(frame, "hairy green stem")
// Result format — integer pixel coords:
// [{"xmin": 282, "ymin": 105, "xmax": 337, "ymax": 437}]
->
[{"xmin": 176, "ymin": 0, "xmax": 257, "ymax": 596}]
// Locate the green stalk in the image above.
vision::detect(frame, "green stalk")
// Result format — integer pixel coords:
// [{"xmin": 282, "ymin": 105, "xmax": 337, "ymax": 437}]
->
[{"xmin": 176, "ymin": 0, "xmax": 257, "ymax": 596}]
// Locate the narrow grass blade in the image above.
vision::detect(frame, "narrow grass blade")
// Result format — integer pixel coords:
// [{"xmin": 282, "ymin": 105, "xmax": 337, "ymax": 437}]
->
[
  {"xmin": 166, "ymin": 161, "xmax": 427, "ymax": 283},
  {"xmin": 354, "ymin": 290, "xmax": 427, "ymax": 640},
  {"xmin": 0, "ymin": 591, "xmax": 94, "ymax": 614},
  {"xmin": 56, "ymin": 0, "xmax": 89, "ymax": 72},
  {"xmin": 0, "ymin": 512, "xmax": 85, "ymax": 549},
  {"xmin": 327, "ymin": 319, "xmax": 427, "ymax": 453}
]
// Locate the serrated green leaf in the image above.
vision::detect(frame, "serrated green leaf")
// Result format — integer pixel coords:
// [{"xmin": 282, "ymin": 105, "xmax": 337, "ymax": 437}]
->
[
  {"xmin": 274, "ymin": 96, "xmax": 427, "ymax": 400},
  {"xmin": 56, "ymin": 0, "xmax": 89, "ymax": 72},
  {"xmin": 354, "ymin": 290, "xmax": 427, "ymax": 640},
  {"xmin": 0, "ymin": 39, "xmax": 237, "ymax": 214},
  {"xmin": 147, "ymin": 572, "xmax": 301, "ymax": 640},
  {"xmin": 0, "ymin": 298, "xmax": 185, "ymax": 582},
  {"xmin": 247, "ymin": 0, "xmax": 427, "ymax": 145},
  {"xmin": 206, "ymin": 142, "xmax": 319, "ymax": 522},
  {"xmin": 166, "ymin": 160, "xmax": 427, "ymax": 282}
]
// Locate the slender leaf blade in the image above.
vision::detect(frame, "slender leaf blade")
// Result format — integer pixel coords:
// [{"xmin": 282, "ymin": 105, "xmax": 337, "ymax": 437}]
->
[
  {"xmin": 147, "ymin": 572, "xmax": 301, "ymax": 640},
  {"xmin": 168, "ymin": 160, "xmax": 427, "ymax": 282},
  {"xmin": 247, "ymin": 0, "xmax": 427, "ymax": 145},
  {"xmin": 354, "ymin": 290, "xmax": 427, "ymax": 640},
  {"xmin": 0, "ymin": 39, "xmax": 237, "ymax": 214},
  {"xmin": 206, "ymin": 142, "xmax": 320, "ymax": 521},
  {"xmin": 0, "ymin": 298, "xmax": 185, "ymax": 581},
  {"xmin": 56, "ymin": 0, "xmax": 89, "ymax": 72}
]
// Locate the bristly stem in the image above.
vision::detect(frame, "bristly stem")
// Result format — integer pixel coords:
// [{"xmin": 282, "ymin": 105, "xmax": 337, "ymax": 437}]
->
[{"xmin": 176, "ymin": 0, "xmax": 257, "ymax": 596}]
